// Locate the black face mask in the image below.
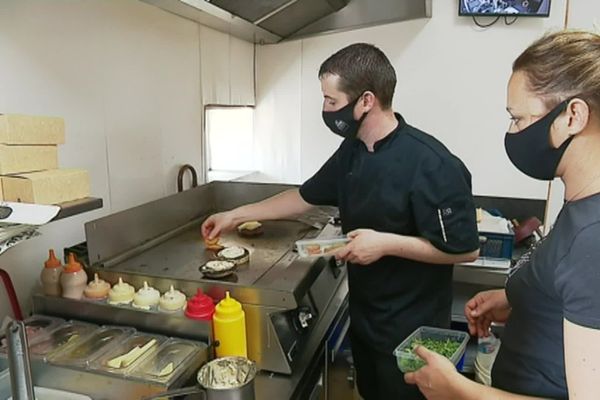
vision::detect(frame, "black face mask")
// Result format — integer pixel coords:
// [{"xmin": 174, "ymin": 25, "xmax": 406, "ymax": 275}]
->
[
  {"xmin": 504, "ymin": 99, "xmax": 574, "ymax": 181},
  {"xmin": 322, "ymin": 96, "xmax": 368, "ymax": 139}
]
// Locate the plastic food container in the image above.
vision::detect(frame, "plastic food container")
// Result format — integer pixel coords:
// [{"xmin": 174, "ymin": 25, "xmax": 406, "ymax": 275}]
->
[
  {"xmin": 393, "ymin": 326, "xmax": 470, "ymax": 373},
  {"xmin": 0, "ymin": 315, "xmax": 64, "ymax": 353},
  {"xmin": 28, "ymin": 321, "xmax": 98, "ymax": 361},
  {"xmin": 49, "ymin": 326, "xmax": 135, "ymax": 368},
  {"xmin": 91, "ymin": 332, "xmax": 167, "ymax": 375},
  {"xmin": 295, "ymin": 237, "xmax": 349, "ymax": 257},
  {"xmin": 129, "ymin": 338, "xmax": 203, "ymax": 383}
]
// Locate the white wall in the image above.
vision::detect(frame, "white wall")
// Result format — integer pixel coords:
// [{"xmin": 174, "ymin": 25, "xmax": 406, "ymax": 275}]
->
[
  {"xmin": 254, "ymin": 0, "xmax": 568, "ymax": 201},
  {"xmin": 0, "ymin": 0, "xmax": 251, "ymax": 321}
]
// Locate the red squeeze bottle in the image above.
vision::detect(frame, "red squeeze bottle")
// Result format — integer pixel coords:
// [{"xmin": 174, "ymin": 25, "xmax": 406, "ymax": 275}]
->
[{"xmin": 185, "ymin": 288, "xmax": 215, "ymax": 320}]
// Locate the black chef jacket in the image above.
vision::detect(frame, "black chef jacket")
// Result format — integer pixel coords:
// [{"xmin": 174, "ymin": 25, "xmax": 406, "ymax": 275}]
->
[{"xmin": 300, "ymin": 113, "xmax": 479, "ymax": 354}]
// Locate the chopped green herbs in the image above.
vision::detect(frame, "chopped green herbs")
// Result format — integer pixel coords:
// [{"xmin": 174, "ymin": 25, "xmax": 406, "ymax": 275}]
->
[{"xmin": 397, "ymin": 337, "xmax": 462, "ymax": 372}]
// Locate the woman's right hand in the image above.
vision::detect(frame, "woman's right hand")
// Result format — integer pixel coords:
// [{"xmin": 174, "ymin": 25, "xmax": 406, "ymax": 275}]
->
[
  {"xmin": 464, "ymin": 289, "xmax": 511, "ymax": 337},
  {"xmin": 201, "ymin": 211, "xmax": 237, "ymax": 240}
]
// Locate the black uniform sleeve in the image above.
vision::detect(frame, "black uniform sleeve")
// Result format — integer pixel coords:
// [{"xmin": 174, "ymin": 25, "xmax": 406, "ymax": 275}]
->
[
  {"xmin": 555, "ymin": 222, "xmax": 600, "ymax": 329},
  {"xmin": 299, "ymin": 149, "xmax": 340, "ymax": 207},
  {"xmin": 410, "ymin": 158, "xmax": 480, "ymax": 254}
]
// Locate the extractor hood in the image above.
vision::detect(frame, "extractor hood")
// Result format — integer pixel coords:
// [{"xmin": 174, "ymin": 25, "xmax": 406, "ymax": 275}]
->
[{"xmin": 139, "ymin": 0, "xmax": 432, "ymax": 44}]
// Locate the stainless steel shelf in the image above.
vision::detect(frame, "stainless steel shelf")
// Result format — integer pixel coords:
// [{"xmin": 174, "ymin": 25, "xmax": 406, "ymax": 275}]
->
[{"xmin": 53, "ymin": 197, "xmax": 103, "ymax": 221}]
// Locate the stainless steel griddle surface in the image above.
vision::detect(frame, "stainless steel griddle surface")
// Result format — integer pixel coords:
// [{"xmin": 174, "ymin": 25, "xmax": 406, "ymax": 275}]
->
[{"xmin": 101, "ymin": 219, "xmax": 314, "ymax": 286}]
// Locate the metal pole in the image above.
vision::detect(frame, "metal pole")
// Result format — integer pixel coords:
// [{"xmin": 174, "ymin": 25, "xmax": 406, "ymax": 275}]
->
[{"xmin": 6, "ymin": 320, "xmax": 35, "ymax": 400}]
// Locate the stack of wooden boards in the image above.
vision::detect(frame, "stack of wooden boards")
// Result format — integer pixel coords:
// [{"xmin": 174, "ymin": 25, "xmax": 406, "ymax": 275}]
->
[{"xmin": 0, "ymin": 114, "xmax": 89, "ymax": 205}]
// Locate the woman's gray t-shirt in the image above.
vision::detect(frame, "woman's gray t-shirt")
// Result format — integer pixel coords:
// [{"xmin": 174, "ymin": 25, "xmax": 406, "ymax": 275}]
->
[{"xmin": 492, "ymin": 193, "xmax": 600, "ymax": 399}]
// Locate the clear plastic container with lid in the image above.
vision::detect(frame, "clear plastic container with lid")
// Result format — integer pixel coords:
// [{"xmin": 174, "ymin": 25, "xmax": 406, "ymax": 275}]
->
[
  {"xmin": 0, "ymin": 315, "xmax": 64, "ymax": 354},
  {"xmin": 27, "ymin": 320, "xmax": 98, "ymax": 361},
  {"xmin": 49, "ymin": 325, "xmax": 135, "ymax": 368},
  {"xmin": 129, "ymin": 338, "xmax": 204, "ymax": 383},
  {"xmin": 213, "ymin": 291, "xmax": 247, "ymax": 358},
  {"xmin": 91, "ymin": 332, "xmax": 167, "ymax": 375},
  {"xmin": 393, "ymin": 326, "xmax": 470, "ymax": 373}
]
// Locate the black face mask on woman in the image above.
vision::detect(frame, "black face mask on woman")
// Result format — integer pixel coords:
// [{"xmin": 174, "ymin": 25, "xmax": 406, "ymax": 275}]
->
[
  {"xmin": 504, "ymin": 98, "xmax": 574, "ymax": 181},
  {"xmin": 322, "ymin": 95, "xmax": 368, "ymax": 139}
]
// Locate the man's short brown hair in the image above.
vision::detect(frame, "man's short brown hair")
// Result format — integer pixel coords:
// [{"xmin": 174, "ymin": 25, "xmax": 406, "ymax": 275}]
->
[{"xmin": 319, "ymin": 43, "xmax": 396, "ymax": 109}]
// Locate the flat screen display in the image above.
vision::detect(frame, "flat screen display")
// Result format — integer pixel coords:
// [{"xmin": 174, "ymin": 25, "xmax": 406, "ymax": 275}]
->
[{"xmin": 459, "ymin": 0, "xmax": 551, "ymax": 16}]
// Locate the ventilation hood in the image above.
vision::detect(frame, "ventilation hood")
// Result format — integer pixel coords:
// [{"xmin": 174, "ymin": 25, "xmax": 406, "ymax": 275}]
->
[{"xmin": 139, "ymin": 0, "xmax": 432, "ymax": 44}]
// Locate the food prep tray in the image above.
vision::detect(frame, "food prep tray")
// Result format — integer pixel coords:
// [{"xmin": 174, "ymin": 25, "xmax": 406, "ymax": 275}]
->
[
  {"xmin": 91, "ymin": 332, "xmax": 167, "ymax": 376},
  {"xmin": 129, "ymin": 338, "xmax": 203, "ymax": 384},
  {"xmin": 0, "ymin": 315, "xmax": 64, "ymax": 354},
  {"xmin": 48, "ymin": 325, "xmax": 135, "ymax": 368},
  {"xmin": 27, "ymin": 320, "xmax": 98, "ymax": 361}
]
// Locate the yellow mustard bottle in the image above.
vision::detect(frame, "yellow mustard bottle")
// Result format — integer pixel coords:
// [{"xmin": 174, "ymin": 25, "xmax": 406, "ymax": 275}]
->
[{"xmin": 213, "ymin": 291, "xmax": 247, "ymax": 358}]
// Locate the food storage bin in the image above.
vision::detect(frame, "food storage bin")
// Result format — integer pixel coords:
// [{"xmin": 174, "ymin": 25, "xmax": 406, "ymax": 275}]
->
[
  {"xmin": 91, "ymin": 332, "xmax": 167, "ymax": 375},
  {"xmin": 27, "ymin": 321, "xmax": 98, "ymax": 361},
  {"xmin": 129, "ymin": 338, "xmax": 203, "ymax": 384},
  {"xmin": 48, "ymin": 325, "xmax": 135, "ymax": 368},
  {"xmin": 295, "ymin": 237, "xmax": 349, "ymax": 257},
  {"xmin": 393, "ymin": 326, "xmax": 470, "ymax": 373},
  {"xmin": 0, "ymin": 315, "xmax": 64, "ymax": 354}
]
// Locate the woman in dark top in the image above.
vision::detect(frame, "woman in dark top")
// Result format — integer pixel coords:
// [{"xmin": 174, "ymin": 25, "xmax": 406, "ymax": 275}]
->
[{"xmin": 405, "ymin": 30, "xmax": 600, "ymax": 399}]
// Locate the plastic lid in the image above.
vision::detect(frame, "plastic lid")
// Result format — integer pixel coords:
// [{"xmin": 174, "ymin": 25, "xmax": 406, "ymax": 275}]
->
[
  {"xmin": 185, "ymin": 288, "xmax": 215, "ymax": 320},
  {"xmin": 63, "ymin": 253, "xmax": 83, "ymax": 273},
  {"xmin": 214, "ymin": 291, "xmax": 242, "ymax": 319},
  {"xmin": 44, "ymin": 249, "xmax": 62, "ymax": 269}
]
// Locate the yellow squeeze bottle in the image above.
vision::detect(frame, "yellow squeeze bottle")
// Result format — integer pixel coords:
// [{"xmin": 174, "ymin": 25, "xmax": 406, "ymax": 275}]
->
[{"xmin": 213, "ymin": 291, "xmax": 247, "ymax": 358}]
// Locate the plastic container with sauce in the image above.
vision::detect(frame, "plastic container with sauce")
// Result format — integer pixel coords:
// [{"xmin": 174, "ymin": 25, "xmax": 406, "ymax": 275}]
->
[
  {"xmin": 213, "ymin": 291, "xmax": 247, "ymax": 358},
  {"xmin": 83, "ymin": 273, "xmax": 111, "ymax": 300},
  {"xmin": 132, "ymin": 281, "xmax": 161, "ymax": 310},
  {"xmin": 185, "ymin": 289, "xmax": 215, "ymax": 321},
  {"xmin": 60, "ymin": 253, "xmax": 87, "ymax": 300},
  {"xmin": 158, "ymin": 286, "xmax": 187, "ymax": 313},
  {"xmin": 40, "ymin": 249, "xmax": 63, "ymax": 296}
]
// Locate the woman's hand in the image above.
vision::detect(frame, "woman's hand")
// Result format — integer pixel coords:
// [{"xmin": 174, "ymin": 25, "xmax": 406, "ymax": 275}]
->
[
  {"xmin": 465, "ymin": 289, "xmax": 511, "ymax": 337},
  {"xmin": 404, "ymin": 346, "xmax": 469, "ymax": 400}
]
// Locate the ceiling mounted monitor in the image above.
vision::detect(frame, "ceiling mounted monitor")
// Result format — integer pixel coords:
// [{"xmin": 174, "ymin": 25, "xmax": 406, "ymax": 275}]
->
[{"xmin": 459, "ymin": 0, "xmax": 551, "ymax": 17}]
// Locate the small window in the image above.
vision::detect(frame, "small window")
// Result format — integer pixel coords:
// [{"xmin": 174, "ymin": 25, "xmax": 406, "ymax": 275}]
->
[{"xmin": 205, "ymin": 106, "xmax": 254, "ymax": 181}]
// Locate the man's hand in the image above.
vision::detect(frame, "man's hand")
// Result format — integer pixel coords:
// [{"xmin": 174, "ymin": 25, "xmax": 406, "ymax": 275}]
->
[
  {"xmin": 201, "ymin": 211, "xmax": 237, "ymax": 240},
  {"xmin": 404, "ymin": 346, "xmax": 467, "ymax": 400},
  {"xmin": 464, "ymin": 289, "xmax": 511, "ymax": 337},
  {"xmin": 334, "ymin": 229, "xmax": 388, "ymax": 265}
]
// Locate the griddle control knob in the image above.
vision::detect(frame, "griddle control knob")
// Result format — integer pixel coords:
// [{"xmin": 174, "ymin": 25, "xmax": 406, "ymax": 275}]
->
[{"xmin": 297, "ymin": 308, "xmax": 313, "ymax": 329}]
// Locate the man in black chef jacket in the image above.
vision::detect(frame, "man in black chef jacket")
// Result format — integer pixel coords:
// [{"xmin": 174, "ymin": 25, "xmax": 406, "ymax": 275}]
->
[{"xmin": 202, "ymin": 43, "xmax": 480, "ymax": 399}]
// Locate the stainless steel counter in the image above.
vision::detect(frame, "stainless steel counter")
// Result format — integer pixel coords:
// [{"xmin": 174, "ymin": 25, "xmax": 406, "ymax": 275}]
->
[
  {"xmin": 454, "ymin": 262, "xmax": 508, "ymax": 287},
  {"xmin": 451, "ymin": 262, "xmax": 509, "ymax": 324}
]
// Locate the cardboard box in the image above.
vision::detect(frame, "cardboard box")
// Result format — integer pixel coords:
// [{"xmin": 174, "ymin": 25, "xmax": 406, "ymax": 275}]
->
[
  {"xmin": 2, "ymin": 169, "xmax": 90, "ymax": 205},
  {"xmin": 0, "ymin": 144, "xmax": 58, "ymax": 175},
  {"xmin": 0, "ymin": 114, "xmax": 65, "ymax": 145}
]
